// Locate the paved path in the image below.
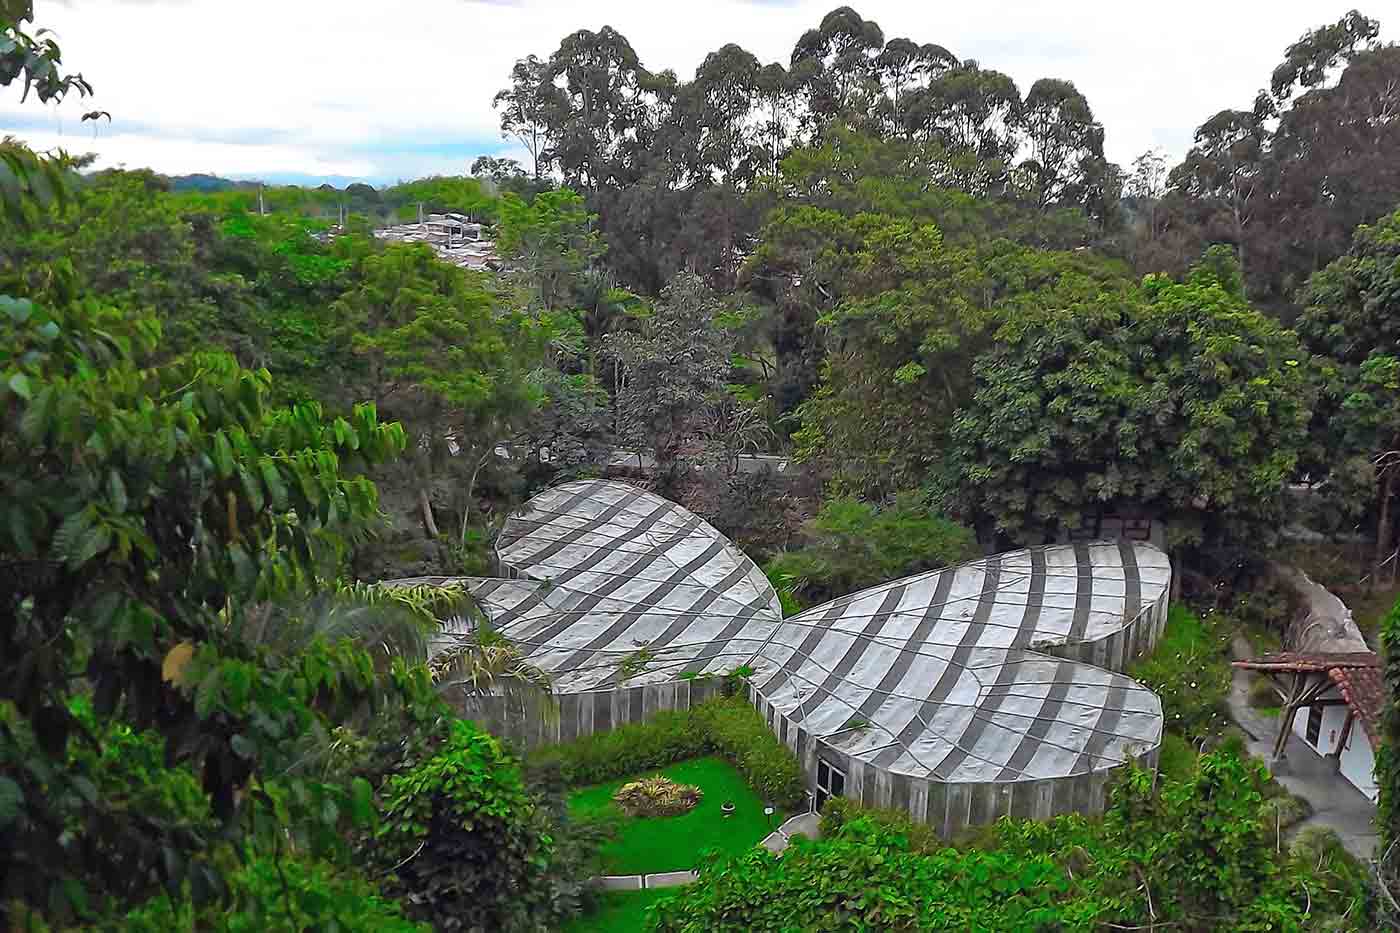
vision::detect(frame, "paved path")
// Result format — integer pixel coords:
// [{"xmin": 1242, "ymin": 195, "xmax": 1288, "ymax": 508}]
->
[
  {"xmin": 1228, "ymin": 635, "xmax": 1379, "ymax": 860},
  {"xmin": 597, "ymin": 870, "xmax": 698, "ymax": 890},
  {"xmin": 759, "ymin": 812, "xmax": 821, "ymax": 855}
]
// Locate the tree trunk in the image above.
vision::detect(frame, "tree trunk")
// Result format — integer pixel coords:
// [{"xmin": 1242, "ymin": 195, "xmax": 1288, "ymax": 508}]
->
[
  {"xmin": 419, "ymin": 486, "xmax": 440, "ymax": 539},
  {"xmin": 1377, "ymin": 468, "xmax": 1396, "ymax": 591},
  {"xmin": 460, "ymin": 451, "xmax": 490, "ymax": 543}
]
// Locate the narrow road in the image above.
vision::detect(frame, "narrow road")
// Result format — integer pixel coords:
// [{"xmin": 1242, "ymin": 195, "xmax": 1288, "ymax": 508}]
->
[{"xmin": 1228, "ymin": 635, "xmax": 1379, "ymax": 860}]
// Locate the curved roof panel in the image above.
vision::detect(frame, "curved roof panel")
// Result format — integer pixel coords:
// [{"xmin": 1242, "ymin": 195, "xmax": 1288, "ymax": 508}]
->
[
  {"xmin": 479, "ymin": 479, "xmax": 784, "ymax": 692},
  {"xmin": 457, "ymin": 480, "xmax": 1167, "ymax": 785}
]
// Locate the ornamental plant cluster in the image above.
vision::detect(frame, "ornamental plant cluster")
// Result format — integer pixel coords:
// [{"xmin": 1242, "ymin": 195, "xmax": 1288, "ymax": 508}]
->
[{"xmin": 613, "ymin": 775, "xmax": 704, "ymax": 818}]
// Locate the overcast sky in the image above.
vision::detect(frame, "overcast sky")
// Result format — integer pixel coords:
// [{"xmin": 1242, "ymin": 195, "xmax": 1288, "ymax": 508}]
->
[{"xmin": 2, "ymin": 0, "xmax": 1385, "ymax": 185}]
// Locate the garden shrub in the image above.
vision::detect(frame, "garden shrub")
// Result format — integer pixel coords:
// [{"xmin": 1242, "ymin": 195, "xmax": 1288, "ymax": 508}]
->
[
  {"xmin": 528, "ymin": 709, "xmax": 708, "ymax": 787},
  {"xmin": 651, "ymin": 817, "xmax": 1081, "ymax": 931},
  {"xmin": 1286, "ymin": 827, "xmax": 1372, "ymax": 928},
  {"xmin": 690, "ymin": 696, "xmax": 805, "ymax": 808},
  {"xmin": 1260, "ymin": 792, "xmax": 1312, "ymax": 832},
  {"xmin": 532, "ymin": 696, "xmax": 804, "ymax": 808},
  {"xmin": 374, "ymin": 719, "xmax": 585, "ymax": 932},
  {"xmin": 818, "ymin": 796, "xmax": 943, "ymax": 855},
  {"xmin": 1128, "ymin": 605, "xmax": 1233, "ymax": 744},
  {"xmin": 1155, "ymin": 733, "xmax": 1198, "ymax": 785}
]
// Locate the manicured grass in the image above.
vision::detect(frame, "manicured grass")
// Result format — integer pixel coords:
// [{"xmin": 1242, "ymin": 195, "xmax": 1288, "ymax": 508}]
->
[
  {"xmin": 569, "ymin": 756, "xmax": 784, "ymax": 874},
  {"xmin": 562, "ymin": 889, "xmax": 677, "ymax": 933}
]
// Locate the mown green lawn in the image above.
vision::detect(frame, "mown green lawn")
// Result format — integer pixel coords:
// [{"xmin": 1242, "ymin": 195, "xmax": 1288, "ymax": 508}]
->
[
  {"xmin": 568, "ymin": 755, "xmax": 784, "ymax": 875},
  {"xmin": 562, "ymin": 889, "xmax": 677, "ymax": 933}
]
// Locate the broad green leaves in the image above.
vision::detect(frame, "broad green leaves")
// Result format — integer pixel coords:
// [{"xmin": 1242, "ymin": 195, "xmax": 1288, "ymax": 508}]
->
[
  {"xmin": 0, "ymin": 289, "xmax": 409, "ymax": 918},
  {"xmin": 950, "ymin": 253, "xmax": 1312, "ymax": 549}
]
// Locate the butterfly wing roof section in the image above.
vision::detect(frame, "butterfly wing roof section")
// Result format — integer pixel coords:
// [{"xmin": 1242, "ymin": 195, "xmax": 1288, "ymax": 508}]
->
[
  {"xmin": 473, "ymin": 479, "xmax": 785, "ymax": 692},
  {"xmin": 750, "ymin": 542, "xmax": 1169, "ymax": 782}
]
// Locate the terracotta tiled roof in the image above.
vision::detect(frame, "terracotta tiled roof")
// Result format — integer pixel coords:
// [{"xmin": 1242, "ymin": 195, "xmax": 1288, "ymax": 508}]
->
[
  {"xmin": 1231, "ymin": 651, "xmax": 1379, "ymax": 673},
  {"xmin": 1329, "ymin": 665, "xmax": 1386, "ymax": 752}
]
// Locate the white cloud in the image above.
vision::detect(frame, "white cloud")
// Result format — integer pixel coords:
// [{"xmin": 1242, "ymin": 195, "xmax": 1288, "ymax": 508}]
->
[
  {"xmin": 16, "ymin": 128, "xmax": 381, "ymax": 178},
  {"xmin": 6, "ymin": 0, "xmax": 1387, "ymax": 182}
]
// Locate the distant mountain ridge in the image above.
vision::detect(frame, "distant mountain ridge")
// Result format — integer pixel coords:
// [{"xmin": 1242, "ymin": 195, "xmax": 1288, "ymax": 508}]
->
[{"xmin": 162, "ymin": 173, "xmax": 253, "ymax": 192}]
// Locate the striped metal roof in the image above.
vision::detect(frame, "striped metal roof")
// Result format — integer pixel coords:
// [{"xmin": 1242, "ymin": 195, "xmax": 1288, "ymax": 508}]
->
[{"xmin": 462, "ymin": 480, "xmax": 1167, "ymax": 783}]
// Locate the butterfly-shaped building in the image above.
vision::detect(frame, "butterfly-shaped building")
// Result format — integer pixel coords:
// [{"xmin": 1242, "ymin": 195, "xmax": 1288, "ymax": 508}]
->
[{"xmin": 408, "ymin": 479, "xmax": 1170, "ymax": 835}]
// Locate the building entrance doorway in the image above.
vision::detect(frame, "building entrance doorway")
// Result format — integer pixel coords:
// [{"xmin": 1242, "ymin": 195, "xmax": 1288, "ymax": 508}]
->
[{"xmin": 815, "ymin": 758, "xmax": 846, "ymax": 811}]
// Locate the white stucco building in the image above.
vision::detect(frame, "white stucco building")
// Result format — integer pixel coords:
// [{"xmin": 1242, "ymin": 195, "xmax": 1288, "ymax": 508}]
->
[{"xmin": 1234, "ymin": 652, "xmax": 1382, "ymax": 801}]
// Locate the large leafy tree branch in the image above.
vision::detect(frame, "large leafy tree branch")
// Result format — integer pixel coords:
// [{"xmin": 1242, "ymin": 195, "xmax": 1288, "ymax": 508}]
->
[{"xmin": 950, "ymin": 250, "xmax": 1313, "ymax": 554}]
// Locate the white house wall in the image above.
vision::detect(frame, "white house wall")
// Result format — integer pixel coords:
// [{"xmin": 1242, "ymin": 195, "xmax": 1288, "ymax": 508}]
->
[
  {"xmin": 1289, "ymin": 683, "xmax": 1378, "ymax": 801},
  {"xmin": 1341, "ymin": 727, "xmax": 1379, "ymax": 802}
]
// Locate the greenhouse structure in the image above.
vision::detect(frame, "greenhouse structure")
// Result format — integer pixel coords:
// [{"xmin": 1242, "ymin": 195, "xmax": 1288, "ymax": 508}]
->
[{"xmin": 398, "ymin": 479, "xmax": 1171, "ymax": 834}]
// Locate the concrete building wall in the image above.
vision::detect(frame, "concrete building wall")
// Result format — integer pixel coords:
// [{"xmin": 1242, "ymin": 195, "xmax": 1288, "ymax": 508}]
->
[{"xmin": 1341, "ymin": 727, "xmax": 1379, "ymax": 802}]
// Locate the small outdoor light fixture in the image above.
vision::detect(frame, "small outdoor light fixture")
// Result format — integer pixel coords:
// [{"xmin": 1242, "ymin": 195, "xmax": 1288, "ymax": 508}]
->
[
  {"xmin": 721, "ymin": 800, "xmax": 735, "ymax": 818},
  {"xmin": 763, "ymin": 805, "xmax": 775, "ymax": 830}
]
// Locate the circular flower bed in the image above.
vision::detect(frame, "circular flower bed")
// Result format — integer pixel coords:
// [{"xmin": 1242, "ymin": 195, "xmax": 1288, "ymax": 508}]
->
[{"xmin": 612, "ymin": 775, "xmax": 703, "ymax": 818}]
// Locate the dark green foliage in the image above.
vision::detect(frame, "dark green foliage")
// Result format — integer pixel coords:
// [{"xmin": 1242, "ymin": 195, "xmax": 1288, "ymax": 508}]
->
[
  {"xmin": 531, "ymin": 696, "xmax": 804, "ymax": 808},
  {"xmin": 1297, "ymin": 208, "xmax": 1400, "ymax": 568},
  {"xmin": 1127, "ymin": 606, "xmax": 1233, "ymax": 744},
  {"xmin": 0, "ymin": 279, "xmax": 419, "ymax": 919},
  {"xmin": 652, "ymin": 817, "xmax": 1076, "ymax": 931},
  {"xmin": 1378, "ymin": 594, "xmax": 1400, "ymax": 847},
  {"xmin": 700, "ymin": 747, "xmax": 1370, "ymax": 931},
  {"xmin": 102, "ymin": 855, "xmax": 428, "ymax": 932},
  {"xmin": 374, "ymin": 719, "xmax": 585, "ymax": 932},
  {"xmin": 765, "ymin": 493, "xmax": 978, "ymax": 608},
  {"xmin": 951, "ymin": 252, "xmax": 1313, "ymax": 551}
]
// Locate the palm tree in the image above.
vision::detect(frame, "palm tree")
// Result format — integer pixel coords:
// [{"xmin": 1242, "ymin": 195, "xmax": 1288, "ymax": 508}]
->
[
  {"xmin": 429, "ymin": 622, "xmax": 556, "ymax": 726},
  {"xmin": 241, "ymin": 580, "xmax": 555, "ymax": 722}
]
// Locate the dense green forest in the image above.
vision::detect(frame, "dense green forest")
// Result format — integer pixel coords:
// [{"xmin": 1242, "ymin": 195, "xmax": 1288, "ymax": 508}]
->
[{"xmin": 4, "ymin": 2, "xmax": 1400, "ymax": 930}]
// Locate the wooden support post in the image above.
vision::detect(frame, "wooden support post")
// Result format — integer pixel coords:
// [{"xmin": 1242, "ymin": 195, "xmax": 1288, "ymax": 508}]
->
[
  {"xmin": 1331, "ymin": 709, "xmax": 1356, "ymax": 763},
  {"xmin": 1272, "ymin": 672, "xmax": 1306, "ymax": 760}
]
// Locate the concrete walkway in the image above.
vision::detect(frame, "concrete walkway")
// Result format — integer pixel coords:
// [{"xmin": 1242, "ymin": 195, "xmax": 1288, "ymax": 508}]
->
[
  {"xmin": 1228, "ymin": 635, "xmax": 1379, "ymax": 860},
  {"xmin": 597, "ymin": 870, "xmax": 699, "ymax": 890},
  {"xmin": 759, "ymin": 812, "xmax": 821, "ymax": 855}
]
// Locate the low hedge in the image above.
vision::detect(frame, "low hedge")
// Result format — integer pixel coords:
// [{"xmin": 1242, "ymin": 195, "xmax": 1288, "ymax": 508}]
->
[
  {"xmin": 528, "ymin": 709, "xmax": 709, "ymax": 787},
  {"xmin": 530, "ymin": 696, "xmax": 805, "ymax": 808},
  {"xmin": 818, "ymin": 796, "xmax": 944, "ymax": 855},
  {"xmin": 690, "ymin": 697, "xmax": 805, "ymax": 807}
]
